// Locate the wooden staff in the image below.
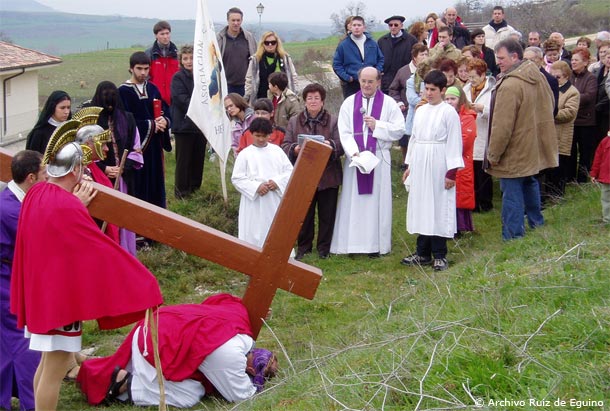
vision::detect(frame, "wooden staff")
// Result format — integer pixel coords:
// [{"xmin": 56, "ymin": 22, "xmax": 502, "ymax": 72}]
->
[
  {"xmin": 148, "ymin": 307, "xmax": 166, "ymax": 411},
  {"xmin": 101, "ymin": 149, "xmax": 129, "ymax": 233}
]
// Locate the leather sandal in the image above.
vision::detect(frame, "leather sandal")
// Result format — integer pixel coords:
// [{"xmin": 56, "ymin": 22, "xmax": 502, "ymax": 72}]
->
[{"xmin": 105, "ymin": 366, "xmax": 131, "ymax": 402}]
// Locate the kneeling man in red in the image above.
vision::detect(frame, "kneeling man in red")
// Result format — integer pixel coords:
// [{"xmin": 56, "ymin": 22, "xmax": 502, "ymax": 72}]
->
[{"xmin": 77, "ymin": 294, "xmax": 278, "ymax": 407}]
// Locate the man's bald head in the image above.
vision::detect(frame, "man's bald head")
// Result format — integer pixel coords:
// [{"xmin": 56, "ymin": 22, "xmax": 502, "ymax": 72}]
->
[{"xmin": 445, "ymin": 7, "xmax": 457, "ymax": 24}]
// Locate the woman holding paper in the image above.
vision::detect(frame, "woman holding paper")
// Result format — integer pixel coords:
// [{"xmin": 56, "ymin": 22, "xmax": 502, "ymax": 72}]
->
[{"xmin": 281, "ymin": 83, "xmax": 344, "ymax": 260}]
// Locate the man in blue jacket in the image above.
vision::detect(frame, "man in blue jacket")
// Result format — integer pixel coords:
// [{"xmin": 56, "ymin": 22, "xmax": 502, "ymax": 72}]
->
[{"xmin": 333, "ymin": 16, "xmax": 384, "ymax": 98}]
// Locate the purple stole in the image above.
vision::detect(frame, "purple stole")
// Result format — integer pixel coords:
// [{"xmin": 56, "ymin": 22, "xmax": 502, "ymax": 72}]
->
[{"xmin": 352, "ymin": 89, "xmax": 384, "ymax": 194}]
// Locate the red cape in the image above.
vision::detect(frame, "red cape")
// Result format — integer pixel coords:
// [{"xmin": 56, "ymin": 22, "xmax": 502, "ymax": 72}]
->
[
  {"xmin": 89, "ymin": 162, "xmax": 120, "ymax": 243},
  {"xmin": 10, "ymin": 182, "xmax": 163, "ymax": 333},
  {"xmin": 77, "ymin": 294, "xmax": 252, "ymax": 405}
]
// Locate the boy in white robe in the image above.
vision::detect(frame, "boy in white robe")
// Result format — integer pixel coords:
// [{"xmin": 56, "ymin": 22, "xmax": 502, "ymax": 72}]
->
[
  {"xmin": 231, "ymin": 118, "xmax": 293, "ymax": 249},
  {"xmin": 401, "ymin": 70, "xmax": 464, "ymax": 271}
]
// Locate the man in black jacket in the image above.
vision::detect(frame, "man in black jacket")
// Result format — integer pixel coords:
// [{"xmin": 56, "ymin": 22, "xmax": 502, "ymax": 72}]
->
[{"xmin": 378, "ymin": 15, "xmax": 418, "ymax": 94}]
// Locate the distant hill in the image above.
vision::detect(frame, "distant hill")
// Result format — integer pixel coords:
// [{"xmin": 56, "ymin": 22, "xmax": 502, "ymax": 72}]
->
[
  {"xmin": 0, "ymin": 0, "xmax": 54, "ymax": 12},
  {"xmin": 0, "ymin": 10, "xmax": 332, "ymax": 55}
]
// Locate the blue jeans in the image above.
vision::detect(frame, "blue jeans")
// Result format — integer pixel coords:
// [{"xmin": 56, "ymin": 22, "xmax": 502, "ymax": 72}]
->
[{"xmin": 499, "ymin": 176, "xmax": 544, "ymax": 240}]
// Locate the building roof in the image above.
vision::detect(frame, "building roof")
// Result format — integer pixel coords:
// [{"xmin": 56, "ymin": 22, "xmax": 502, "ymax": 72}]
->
[{"xmin": 0, "ymin": 41, "xmax": 62, "ymax": 72}]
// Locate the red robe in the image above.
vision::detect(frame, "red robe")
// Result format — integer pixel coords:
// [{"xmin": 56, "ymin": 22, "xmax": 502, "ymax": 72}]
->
[
  {"xmin": 10, "ymin": 182, "xmax": 163, "ymax": 334},
  {"xmin": 77, "ymin": 294, "xmax": 252, "ymax": 405}
]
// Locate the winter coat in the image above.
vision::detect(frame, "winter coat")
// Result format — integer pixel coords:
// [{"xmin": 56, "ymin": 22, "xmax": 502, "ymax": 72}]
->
[
  {"xmin": 570, "ymin": 69, "xmax": 597, "ymax": 127},
  {"xmin": 463, "ymin": 75, "xmax": 496, "ymax": 161},
  {"xmin": 456, "ymin": 106, "xmax": 477, "ymax": 210},
  {"xmin": 244, "ymin": 54, "xmax": 298, "ymax": 105},
  {"xmin": 216, "ymin": 27, "xmax": 257, "ymax": 58},
  {"xmin": 145, "ymin": 41, "xmax": 180, "ymax": 105},
  {"xmin": 377, "ymin": 30, "xmax": 418, "ymax": 92},
  {"xmin": 554, "ymin": 83, "xmax": 580, "ymax": 156},
  {"xmin": 273, "ymin": 88, "xmax": 301, "ymax": 129},
  {"xmin": 591, "ymin": 136, "xmax": 610, "ymax": 183},
  {"xmin": 170, "ymin": 68, "xmax": 202, "ymax": 134},
  {"xmin": 332, "ymin": 33, "xmax": 384, "ymax": 83},
  {"xmin": 482, "ymin": 20, "xmax": 514, "ymax": 49},
  {"xmin": 388, "ymin": 63, "xmax": 413, "ymax": 119},
  {"xmin": 281, "ymin": 109, "xmax": 344, "ymax": 190},
  {"xmin": 427, "ymin": 42, "xmax": 461, "ymax": 65},
  {"xmin": 487, "ymin": 60, "xmax": 557, "ymax": 178}
]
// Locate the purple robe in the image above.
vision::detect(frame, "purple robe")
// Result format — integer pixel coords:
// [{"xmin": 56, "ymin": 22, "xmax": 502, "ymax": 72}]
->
[{"xmin": 0, "ymin": 187, "xmax": 40, "ymax": 411}]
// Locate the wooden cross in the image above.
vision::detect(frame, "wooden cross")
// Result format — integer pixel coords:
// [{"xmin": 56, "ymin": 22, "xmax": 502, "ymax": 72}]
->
[{"xmin": 0, "ymin": 141, "xmax": 331, "ymax": 338}]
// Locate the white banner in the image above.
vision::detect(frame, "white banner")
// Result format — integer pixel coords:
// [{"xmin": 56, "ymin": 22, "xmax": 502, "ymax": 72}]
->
[{"xmin": 187, "ymin": 0, "xmax": 231, "ymax": 199}]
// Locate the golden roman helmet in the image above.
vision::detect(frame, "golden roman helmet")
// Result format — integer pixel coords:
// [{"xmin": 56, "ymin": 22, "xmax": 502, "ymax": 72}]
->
[
  {"xmin": 43, "ymin": 120, "xmax": 88, "ymax": 177},
  {"xmin": 73, "ymin": 107, "xmax": 112, "ymax": 161}
]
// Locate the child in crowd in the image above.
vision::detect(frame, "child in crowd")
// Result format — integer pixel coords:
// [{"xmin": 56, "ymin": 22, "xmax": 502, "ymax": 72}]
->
[
  {"xmin": 444, "ymin": 85, "xmax": 477, "ymax": 234},
  {"xmin": 236, "ymin": 98, "xmax": 285, "ymax": 155},
  {"xmin": 231, "ymin": 118, "xmax": 293, "ymax": 249},
  {"xmin": 401, "ymin": 70, "xmax": 463, "ymax": 271},
  {"xmin": 590, "ymin": 131, "xmax": 610, "ymax": 223}
]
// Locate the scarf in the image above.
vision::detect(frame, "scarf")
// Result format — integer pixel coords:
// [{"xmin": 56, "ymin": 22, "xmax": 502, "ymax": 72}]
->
[
  {"xmin": 470, "ymin": 80, "xmax": 486, "ymax": 102},
  {"xmin": 305, "ymin": 109, "xmax": 325, "ymax": 134},
  {"xmin": 352, "ymin": 89, "xmax": 384, "ymax": 194}
]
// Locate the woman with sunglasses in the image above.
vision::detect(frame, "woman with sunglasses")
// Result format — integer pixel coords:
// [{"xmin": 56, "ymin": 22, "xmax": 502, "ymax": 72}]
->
[{"xmin": 244, "ymin": 31, "xmax": 298, "ymax": 105}]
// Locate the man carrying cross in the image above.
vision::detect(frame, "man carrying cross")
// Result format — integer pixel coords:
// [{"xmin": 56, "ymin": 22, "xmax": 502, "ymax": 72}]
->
[{"xmin": 10, "ymin": 125, "xmax": 163, "ymax": 411}]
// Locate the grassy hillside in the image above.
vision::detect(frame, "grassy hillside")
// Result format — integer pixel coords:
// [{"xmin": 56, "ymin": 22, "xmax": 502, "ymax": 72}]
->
[
  {"xmin": 53, "ymin": 146, "xmax": 610, "ymax": 410},
  {"xmin": 25, "ymin": 33, "xmax": 610, "ymax": 410}
]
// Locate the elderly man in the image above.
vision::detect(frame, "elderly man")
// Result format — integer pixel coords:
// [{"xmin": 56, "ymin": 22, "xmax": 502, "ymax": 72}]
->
[
  {"xmin": 216, "ymin": 7, "xmax": 257, "ymax": 96},
  {"xmin": 482, "ymin": 6, "xmax": 515, "ymax": 49},
  {"xmin": 442, "ymin": 7, "xmax": 470, "ymax": 49},
  {"xmin": 333, "ymin": 16, "xmax": 384, "ymax": 98},
  {"xmin": 330, "ymin": 67, "xmax": 405, "ymax": 257},
  {"xmin": 10, "ymin": 126, "xmax": 163, "ymax": 410},
  {"xmin": 377, "ymin": 15, "xmax": 418, "ymax": 93},
  {"xmin": 486, "ymin": 39, "xmax": 557, "ymax": 240}
]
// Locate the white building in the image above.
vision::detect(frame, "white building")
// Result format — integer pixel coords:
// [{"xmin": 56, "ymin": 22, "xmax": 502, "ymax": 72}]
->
[{"xmin": 0, "ymin": 41, "xmax": 61, "ymax": 144}]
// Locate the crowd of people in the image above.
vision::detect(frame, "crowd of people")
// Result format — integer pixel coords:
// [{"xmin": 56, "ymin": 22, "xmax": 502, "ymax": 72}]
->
[{"xmin": 2, "ymin": 4, "xmax": 610, "ymax": 410}]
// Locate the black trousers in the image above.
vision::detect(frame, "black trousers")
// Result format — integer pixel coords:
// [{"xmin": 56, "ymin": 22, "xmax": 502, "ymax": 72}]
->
[
  {"xmin": 569, "ymin": 125, "xmax": 599, "ymax": 183},
  {"xmin": 297, "ymin": 187, "xmax": 339, "ymax": 256},
  {"xmin": 416, "ymin": 235, "xmax": 448, "ymax": 260},
  {"xmin": 545, "ymin": 155, "xmax": 571, "ymax": 199},
  {"xmin": 341, "ymin": 80, "xmax": 360, "ymax": 99},
  {"xmin": 473, "ymin": 160, "xmax": 493, "ymax": 211},
  {"xmin": 174, "ymin": 132, "xmax": 207, "ymax": 198}
]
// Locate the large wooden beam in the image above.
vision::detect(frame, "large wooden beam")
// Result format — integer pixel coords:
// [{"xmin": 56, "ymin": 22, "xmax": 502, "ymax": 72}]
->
[{"xmin": 1, "ymin": 142, "xmax": 331, "ymax": 338}]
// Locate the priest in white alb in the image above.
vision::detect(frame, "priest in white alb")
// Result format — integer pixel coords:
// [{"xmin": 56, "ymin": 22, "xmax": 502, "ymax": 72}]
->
[{"xmin": 330, "ymin": 67, "xmax": 406, "ymax": 257}]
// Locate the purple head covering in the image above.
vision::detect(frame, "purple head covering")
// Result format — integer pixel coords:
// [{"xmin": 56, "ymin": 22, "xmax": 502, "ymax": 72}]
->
[{"xmin": 249, "ymin": 348, "xmax": 276, "ymax": 392}]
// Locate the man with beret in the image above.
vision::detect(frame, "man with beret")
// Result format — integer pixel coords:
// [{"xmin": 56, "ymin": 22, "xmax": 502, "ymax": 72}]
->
[{"xmin": 377, "ymin": 15, "xmax": 418, "ymax": 94}]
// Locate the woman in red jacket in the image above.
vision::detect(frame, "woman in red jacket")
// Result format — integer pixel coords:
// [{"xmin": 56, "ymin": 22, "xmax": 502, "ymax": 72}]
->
[{"xmin": 445, "ymin": 85, "xmax": 477, "ymax": 234}]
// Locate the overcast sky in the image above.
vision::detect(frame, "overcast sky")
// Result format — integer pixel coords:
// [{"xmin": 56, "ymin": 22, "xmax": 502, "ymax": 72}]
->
[{"xmin": 36, "ymin": 0, "xmax": 457, "ymax": 24}]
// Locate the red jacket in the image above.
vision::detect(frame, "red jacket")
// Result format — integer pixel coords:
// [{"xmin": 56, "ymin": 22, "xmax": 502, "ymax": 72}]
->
[
  {"xmin": 146, "ymin": 41, "xmax": 180, "ymax": 105},
  {"xmin": 456, "ymin": 106, "xmax": 477, "ymax": 210},
  {"xmin": 591, "ymin": 136, "xmax": 610, "ymax": 184},
  {"xmin": 236, "ymin": 128, "xmax": 285, "ymax": 155}
]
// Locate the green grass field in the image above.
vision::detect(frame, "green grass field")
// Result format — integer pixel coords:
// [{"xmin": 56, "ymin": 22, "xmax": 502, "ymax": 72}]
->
[
  {"xmin": 47, "ymin": 145, "xmax": 610, "ymax": 410},
  {"xmin": 28, "ymin": 34, "xmax": 610, "ymax": 410}
]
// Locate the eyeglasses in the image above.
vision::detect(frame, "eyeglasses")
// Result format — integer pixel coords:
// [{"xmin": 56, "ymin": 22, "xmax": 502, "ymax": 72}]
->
[
  {"xmin": 388, "ymin": 23, "xmax": 401, "ymax": 27},
  {"xmin": 264, "ymin": 40, "xmax": 277, "ymax": 46}
]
